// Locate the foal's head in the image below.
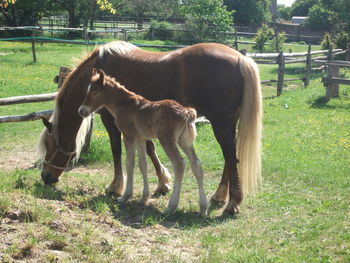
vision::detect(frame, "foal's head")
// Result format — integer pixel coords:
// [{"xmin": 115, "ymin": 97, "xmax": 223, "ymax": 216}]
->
[{"xmin": 78, "ymin": 68, "xmax": 107, "ymax": 118}]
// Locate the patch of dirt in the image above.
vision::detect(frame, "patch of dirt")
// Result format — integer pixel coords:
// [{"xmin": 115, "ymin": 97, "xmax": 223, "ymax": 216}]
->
[
  {"xmin": 0, "ymin": 146, "xmax": 37, "ymax": 171},
  {"xmin": 0, "ymin": 194, "xmax": 201, "ymax": 262},
  {"xmin": 0, "ymin": 52, "xmax": 12, "ymax": 56}
]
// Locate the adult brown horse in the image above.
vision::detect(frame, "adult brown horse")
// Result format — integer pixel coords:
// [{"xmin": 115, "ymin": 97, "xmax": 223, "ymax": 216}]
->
[{"xmin": 38, "ymin": 41, "xmax": 262, "ymax": 214}]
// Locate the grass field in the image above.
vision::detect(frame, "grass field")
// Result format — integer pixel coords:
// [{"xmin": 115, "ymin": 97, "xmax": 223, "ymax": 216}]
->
[{"xmin": 0, "ymin": 41, "xmax": 349, "ymax": 262}]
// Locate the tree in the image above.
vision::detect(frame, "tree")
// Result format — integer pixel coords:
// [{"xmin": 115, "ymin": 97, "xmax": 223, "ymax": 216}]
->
[
  {"xmin": 305, "ymin": 4, "xmax": 334, "ymax": 30},
  {"xmin": 290, "ymin": 0, "xmax": 319, "ymax": 17},
  {"xmin": 277, "ymin": 4, "xmax": 292, "ymax": 21},
  {"xmin": 321, "ymin": 0, "xmax": 350, "ymax": 32},
  {"xmin": 0, "ymin": 0, "xmax": 58, "ymax": 27},
  {"xmin": 224, "ymin": 0, "xmax": 271, "ymax": 25},
  {"xmin": 121, "ymin": 0, "xmax": 181, "ymax": 29},
  {"xmin": 181, "ymin": 0, "xmax": 234, "ymax": 43}
]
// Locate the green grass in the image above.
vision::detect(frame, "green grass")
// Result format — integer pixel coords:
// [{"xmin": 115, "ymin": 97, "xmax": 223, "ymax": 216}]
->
[{"xmin": 0, "ymin": 41, "xmax": 349, "ymax": 262}]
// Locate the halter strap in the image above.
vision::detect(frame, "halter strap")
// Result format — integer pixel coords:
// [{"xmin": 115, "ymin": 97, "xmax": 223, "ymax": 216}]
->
[{"xmin": 43, "ymin": 145, "xmax": 76, "ymax": 170}]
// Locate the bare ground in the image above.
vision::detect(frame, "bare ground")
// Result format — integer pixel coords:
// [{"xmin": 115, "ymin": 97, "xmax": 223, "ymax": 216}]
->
[{"xmin": 0, "ymin": 147, "xmax": 206, "ymax": 262}]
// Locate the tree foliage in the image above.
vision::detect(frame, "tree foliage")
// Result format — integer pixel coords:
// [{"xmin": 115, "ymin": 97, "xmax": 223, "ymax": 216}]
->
[
  {"xmin": 277, "ymin": 4, "xmax": 292, "ymax": 20},
  {"xmin": 290, "ymin": 0, "xmax": 319, "ymax": 17},
  {"xmin": 181, "ymin": 0, "xmax": 234, "ymax": 43},
  {"xmin": 224, "ymin": 0, "xmax": 271, "ymax": 25},
  {"xmin": 305, "ymin": 4, "xmax": 334, "ymax": 30}
]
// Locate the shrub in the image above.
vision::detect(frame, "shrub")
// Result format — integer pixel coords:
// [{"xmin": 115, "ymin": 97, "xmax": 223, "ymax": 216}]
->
[
  {"xmin": 146, "ymin": 20, "xmax": 174, "ymax": 40},
  {"xmin": 180, "ymin": 0, "xmax": 234, "ymax": 43},
  {"xmin": 270, "ymin": 32, "xmax": 286, "ymax": 52},
  {"xmin": 334, "ymin": 31, "xmax": 350, "ymax": 50},
  {"xmin": 254, "ymin": 24, "xmax": 274, "ymax": 52},
  {"xmin": 321, "ymin": 33, "xmax": 335, "ymax": 50}
]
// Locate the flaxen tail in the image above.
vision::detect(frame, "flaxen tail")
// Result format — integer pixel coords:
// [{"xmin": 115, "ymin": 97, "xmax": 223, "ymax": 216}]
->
[{"xmin": 237, "ymin": 55, "xmax": 263, "ymax": 196}]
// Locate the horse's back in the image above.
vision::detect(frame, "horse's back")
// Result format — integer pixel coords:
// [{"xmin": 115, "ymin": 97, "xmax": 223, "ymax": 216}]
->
[
  {"xmin": 175, "ymin": 43, "xmax": 245, "ymax": 119},
  {"xmin": 98, "ymin": 42, "xmax": 245, "ymax": 119}
]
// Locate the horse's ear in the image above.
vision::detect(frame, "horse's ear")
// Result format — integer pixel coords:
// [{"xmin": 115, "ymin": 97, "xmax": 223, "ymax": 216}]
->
[{"xmin": 41, "ymin": 115, "xmax": 53, "ymax": 133}]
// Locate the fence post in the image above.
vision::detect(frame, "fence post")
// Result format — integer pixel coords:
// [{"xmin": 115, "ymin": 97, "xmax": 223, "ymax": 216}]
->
[
  {"xmin": 325, "ymin": 63, "xmax": 339, "ymax": 100},
  {"xmin": 31, "ymin": 31, "xmax": 37, "ymax": 63},
  {"xmin": 234, "ymin": 28, "xmax": 238, "ymax": 50},
  {"xmin": 82, "ymin": 26, "xmax": 88, "ymax": 41},
  {"xmin": 277, "ymin": 51, "xmax": 285, "ymax": 96},
  {"xmin": 304, "ymin": 43, "xmax": 312, "ymax": 87},
  {"xmin": 274, "ymin": 28, "xmax": 279, "ymax": 52},
  {"xmin": 123, "ymin": 28, "xmax": 128, "ymax": 41},
  {"xmin": 346, "ymin": 42, "xmax": 350, "ymax": 61}
]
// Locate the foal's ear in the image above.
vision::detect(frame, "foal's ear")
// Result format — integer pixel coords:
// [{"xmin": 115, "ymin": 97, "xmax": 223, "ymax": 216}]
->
[
  {"xmin": 41, "ymin": 115, "xmax": 53, "ymax": 133},
  {"xmin": 97, "ymin": 69, "xmax": 105, "ymax": 85}
]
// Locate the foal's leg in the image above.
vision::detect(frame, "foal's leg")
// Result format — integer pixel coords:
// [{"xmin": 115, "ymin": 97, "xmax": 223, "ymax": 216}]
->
[
  {"xmin": 210, "ymin": 119, "xmax": 241, "ymax": 215},
  {"xmin": 158, "ymin": 136, "xmax": 185, "ymax": 215},
  {"xmin": 99, "ymin": 109, "xmax": 125, "ymax": 196},
  {"xmin": 137, "ymin": 140, "xmax": 150, "ymax": 205},
  {"xmin": 179, "ymin": 136, "xmax": 208, "ymax": 217},
  {"xmin": 118, "ymin": 137, "xmax": 136, "ymax": 203},
  {"xmin": 146, "ymin": 141, "xmax": 171, "ymax": 197}
]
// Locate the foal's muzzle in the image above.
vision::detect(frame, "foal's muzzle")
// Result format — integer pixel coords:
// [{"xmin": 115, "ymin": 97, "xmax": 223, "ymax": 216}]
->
[{"xmin": 78, "ymin": 106, "xmax": 91, "ymax": 118}]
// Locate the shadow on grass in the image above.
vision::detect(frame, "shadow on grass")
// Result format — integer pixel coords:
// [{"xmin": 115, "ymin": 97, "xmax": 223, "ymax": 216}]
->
[
  {"xmin": 32, "ymin": 182, "xmax": 64, "ymax": 201},
  {"xmin": 309, "ymin": 96, "xmax": 350, "ymax": 110},
  {"xmin": 83, "ymin": 194, "xmax": 236, "ymax": 230}
]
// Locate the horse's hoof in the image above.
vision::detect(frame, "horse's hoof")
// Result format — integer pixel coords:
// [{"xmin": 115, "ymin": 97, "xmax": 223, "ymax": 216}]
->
[
  {"xmin": 105, "ymin": 184, "xmax": 123, "ymax": 197},
  {"xmin": 210, "ymin": 195, "xmax": 227, "ymax": 206},
  {"xmin": 152, "ymin": 184, "xmax": 171, "ymax": 198},
  {"xmin": 223, "ymin": 203, "xmax": 240, "ymax": 215}
]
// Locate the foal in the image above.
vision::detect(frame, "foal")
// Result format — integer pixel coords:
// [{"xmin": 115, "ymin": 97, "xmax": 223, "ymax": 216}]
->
[{"xmin": 78, "ymin": 68, "xmax": 208, "ymax": 217}]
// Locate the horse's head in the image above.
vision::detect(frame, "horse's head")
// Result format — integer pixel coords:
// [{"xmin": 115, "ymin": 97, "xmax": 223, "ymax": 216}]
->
[
  {"xmin": 39, "ymin": 116, "xmax": 76, "ymax": 185},
  {"xmin": 78, "ymin": 68, "xmax": 106, "ymax": 118}
]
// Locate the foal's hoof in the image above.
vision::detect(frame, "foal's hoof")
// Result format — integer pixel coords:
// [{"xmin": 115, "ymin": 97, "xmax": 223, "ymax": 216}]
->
[
  {"xmin": 223, "ymin": 203, "xmax": 240, "ymax": 215},
  {"xmin": 117, "ymin": 194, "xmax": 131, "ymax": 204},
  {"xmin": 139, "ymin": 196, "xmax": 150, "ymax": 206},
  {"xmin": 152, "ymin": 184, "xmax": 171, "ymax": 198},
  {"xmin": 163, "ymin": 206, "xmax": 177, "ymax": 216}
]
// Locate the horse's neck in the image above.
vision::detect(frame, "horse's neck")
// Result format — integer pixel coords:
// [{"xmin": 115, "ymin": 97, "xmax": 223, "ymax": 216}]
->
[
  {"xmin": 102, "ymin": 84, "xmax": 139, "ymax": 119},
  {"xmin": 56, "ymin": 55, "xmax": 97, "ymax": 147}
]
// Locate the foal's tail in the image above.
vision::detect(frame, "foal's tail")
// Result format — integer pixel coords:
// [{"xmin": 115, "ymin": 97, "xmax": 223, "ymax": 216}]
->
[{"xmin": 237, "ymin": 55, "xmax": 263, "ymax": 196}]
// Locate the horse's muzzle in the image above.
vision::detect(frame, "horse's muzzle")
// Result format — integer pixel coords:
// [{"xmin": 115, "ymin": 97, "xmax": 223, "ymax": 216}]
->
[{"xmin": 41, "ymin": 171, "xmax": 59, "ymax": 185}]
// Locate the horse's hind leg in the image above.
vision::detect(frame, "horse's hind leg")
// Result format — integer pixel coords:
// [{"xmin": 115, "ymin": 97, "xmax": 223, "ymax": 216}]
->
[
  {"xmin": 100, "ymin": 109, "xmax": 125, "ymax": 197},
  {"xmin": 158, "ymin": 136, "xmax": 185, "ymax": 215},
  {"xmin": 146, "ymin": 141, "xmax": 171, "ymax": 197},
  {"xmin": 211, "ymin": 119, "xmax": 241, "ymax": 214},
  {"xmin": 137, "ymin": 140, "xmax": 150, "ymax": 205},
  {"xmin": 179, "ymin": 134, "xmax": 208, "ymax": 217}
]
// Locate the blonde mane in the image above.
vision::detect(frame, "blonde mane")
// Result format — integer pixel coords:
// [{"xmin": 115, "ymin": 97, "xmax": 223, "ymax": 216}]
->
[{"xmin": 98, "ymin": 41, "xmax": 140, "ymax": 58}]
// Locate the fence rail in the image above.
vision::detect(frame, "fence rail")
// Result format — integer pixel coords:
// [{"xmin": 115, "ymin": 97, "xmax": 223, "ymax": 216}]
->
[{"xmin": 1, "ymin": 38, "xmax": 349, "ymax": 124}]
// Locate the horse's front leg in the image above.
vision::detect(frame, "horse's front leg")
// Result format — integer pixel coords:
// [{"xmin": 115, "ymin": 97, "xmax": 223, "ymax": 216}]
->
[
  {"xmin": 118, "ymin": 136, "xmax": 136, "ymax": 203},
  {"xmin": 99, "ymin": 109, "xmax": 125, "ymax": 196},
  {"xmin": 146, "ymin": 140, "xmax": 172, "ymax": 197}
]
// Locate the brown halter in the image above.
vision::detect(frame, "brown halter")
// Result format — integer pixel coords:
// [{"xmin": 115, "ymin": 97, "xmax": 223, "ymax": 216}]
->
[{"xmin": 43, "ymin": 144, "xmax": 76, "ymax": 170}]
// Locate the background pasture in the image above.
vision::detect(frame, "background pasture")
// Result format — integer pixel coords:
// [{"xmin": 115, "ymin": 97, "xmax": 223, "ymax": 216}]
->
[{"xmin": 0, "ymin": 41, "xmax": 349, "ymax": 262}]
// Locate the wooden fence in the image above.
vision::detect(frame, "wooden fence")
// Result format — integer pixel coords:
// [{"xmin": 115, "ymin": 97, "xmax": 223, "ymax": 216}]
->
[
  {"xmin": 0, "ymin": 67, "xmax": 69, "ymax": 123},
  {"xmin": 0, "ymin": 42, "xmax": 349, "ymax": 124}
]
